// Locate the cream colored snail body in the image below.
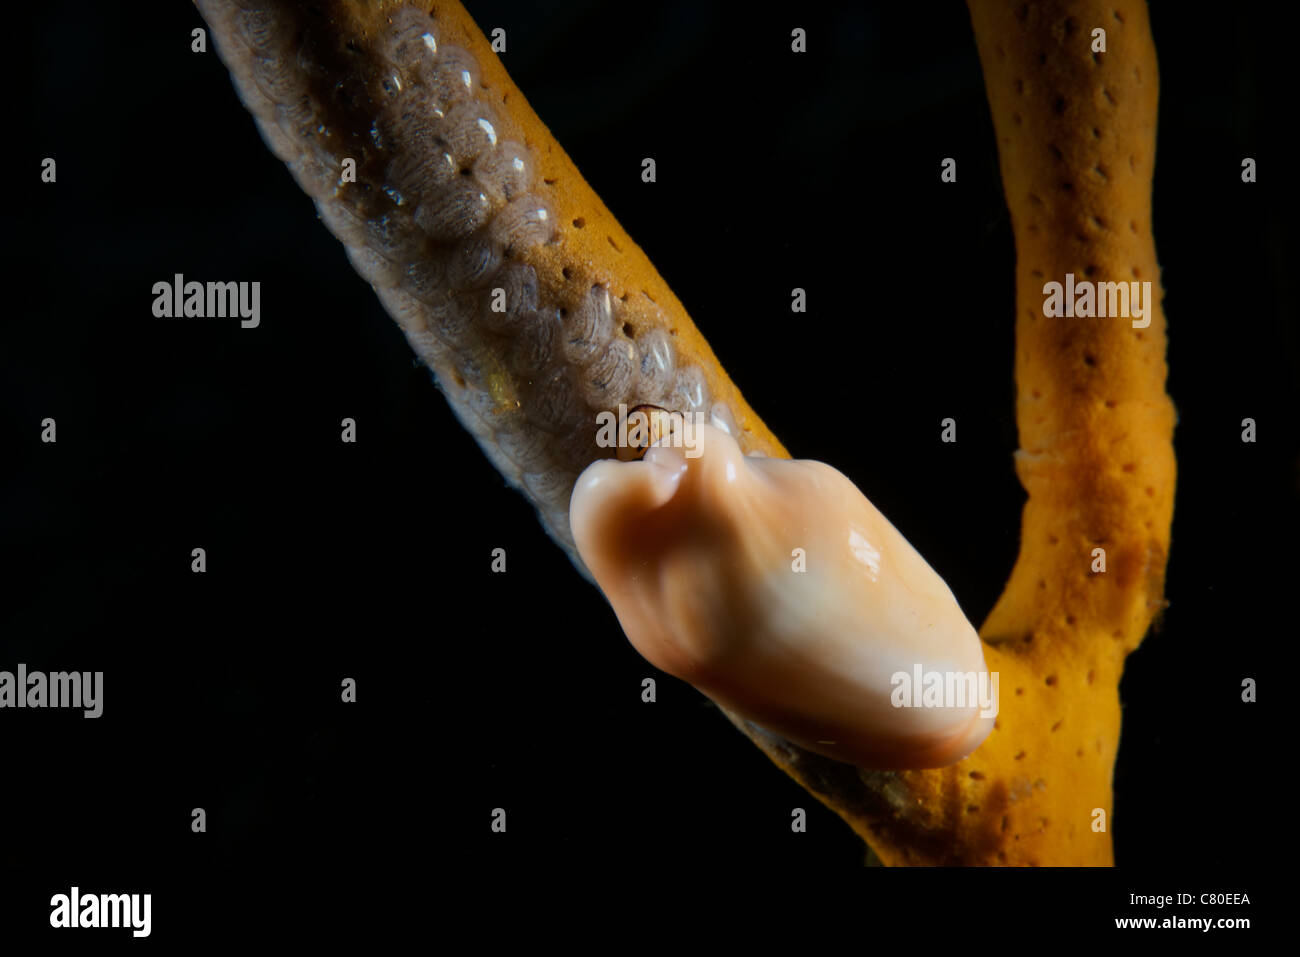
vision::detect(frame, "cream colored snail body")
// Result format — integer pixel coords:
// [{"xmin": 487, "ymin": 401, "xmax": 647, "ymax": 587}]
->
[{"xmin": 570, "ymin": 423, "xmax": 996, "ymax": 770}]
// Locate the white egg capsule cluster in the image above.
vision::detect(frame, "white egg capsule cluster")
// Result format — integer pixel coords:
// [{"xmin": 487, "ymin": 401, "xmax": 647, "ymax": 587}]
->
[
  {"xmin": 570, "ymin": 423, "xmax": 997, "ymax": 770},
  {"xmin": 200, "ymin": 0, "xmax": 736, "ymax": 555}
]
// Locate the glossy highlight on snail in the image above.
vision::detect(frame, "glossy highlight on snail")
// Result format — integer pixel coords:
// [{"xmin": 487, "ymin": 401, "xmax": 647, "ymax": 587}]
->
[{"xmin": 570, "ymin": 423, "xmax": 997, "ymax": 770}]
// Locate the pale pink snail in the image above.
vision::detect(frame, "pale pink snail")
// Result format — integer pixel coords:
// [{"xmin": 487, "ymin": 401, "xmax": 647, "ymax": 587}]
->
[{"xmin": 571, "ymin": 422, "xmax": 997, "ymax": 770}]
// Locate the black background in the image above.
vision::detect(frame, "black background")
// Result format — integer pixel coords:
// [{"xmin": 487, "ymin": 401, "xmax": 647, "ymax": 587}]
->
[{"xmin": 2, "ymin": 0, "xmax": 1294, "ymax": 941}]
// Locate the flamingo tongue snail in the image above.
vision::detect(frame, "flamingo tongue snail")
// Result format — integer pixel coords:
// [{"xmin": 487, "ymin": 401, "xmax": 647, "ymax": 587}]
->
[{"xmin": 571, "ymin": 422, "xmax": 998, "ymax": 771}]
